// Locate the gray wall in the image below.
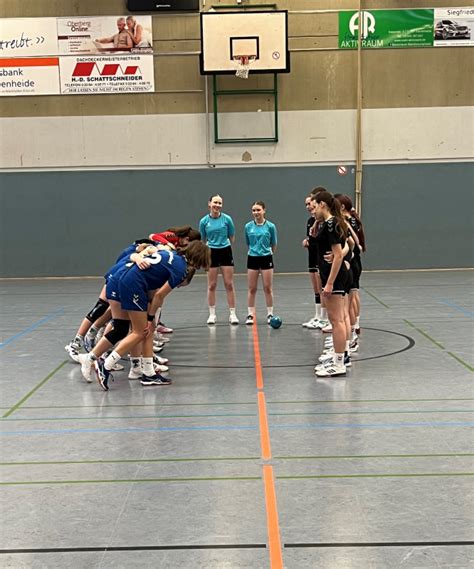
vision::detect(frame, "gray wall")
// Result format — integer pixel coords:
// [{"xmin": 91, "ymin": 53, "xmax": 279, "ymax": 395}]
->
[{"xmin": 1, "ymin": 162, "xmax": 472, "ymax": 277}]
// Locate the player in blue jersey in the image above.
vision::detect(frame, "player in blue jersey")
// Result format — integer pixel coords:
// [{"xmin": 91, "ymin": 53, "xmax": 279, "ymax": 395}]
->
[
  {"xmin": 64, "ymin": 239, "xmax": 157, "ymax": 362},
  {"xmin": 243, "ymin": 202, "xmax": 278, "ymax": 325},
  {"xmin": 91, "ymin": 241, "xmax": 210, "ymax": 390},
  {"xmin": 199, "ymin": 195, "xmax": 239, "ymax": 325}
]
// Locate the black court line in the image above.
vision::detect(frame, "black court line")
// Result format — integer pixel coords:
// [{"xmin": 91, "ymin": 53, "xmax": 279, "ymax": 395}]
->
[
  {"xmin": 170, "ymin": 327, "xmax": 415, "ymax": 368},
  {"xmin": 0, "ymin": 544, "xmax": 266, "ymax": 554},
  {"xmin": 285, "ymin": 541, "xmax": 474, "ymax": 549}
]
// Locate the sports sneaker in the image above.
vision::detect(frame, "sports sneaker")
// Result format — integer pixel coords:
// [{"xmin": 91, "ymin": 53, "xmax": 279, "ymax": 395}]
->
[
  {"xmin": 315, "ymin": 363, "xmax": 346, "ymax": 377},
  {"xmin": 65, "ymin": 341, "xmax": 81, "ymax": 363},
  {"xmin": 78, "ymin": 354, "xmax": 94, "ymax": 383},
  {"xmin": 140, "ymin": 373, "xmax": 172, "ymax": 386},
  {"xmin": 128, "ymin": 366, "xmax": 142, "ymax": 380},
  {"xmin": 318, "ymin": 351, "xmax": 334, "ymax": 364},
  {"xmin": 207, "ymin": 314, "xmax": 216, "ymax": 325},
  {"xmin": 349, "ymin": 339, "xmax": 359, "ymax": 353},
  {"xmin": 154, "ymin": 354, "xmax": 169, "ymax": 365},
  {"xmin": 153, "ymin": 343, "xmax": 163, "ymax": 353},
  {"xmin": 112, "ymin": 362, "xmax": 124, "ymax": 371},
  {"xmin": 321, "ymin": 323, "xmax": 333, "ymax": 333},
  {"xmin": 302, "ymin": 318, "xmax": 316, "ymax": 328},
  {"xmin": 245, "ymin": 314, "xmax": 254, "ymax": 325},
  {"xmin": 344, "ymin": 354, "xmax": 352, "ymax": 367},
  {"xmin": 156, "ymin": 323, "xmax": 173, "ymax": 334},
  {"xmin": 83, "ymin": 334, "xmax": 96, "ymax": 353},
  {"xmin": 154, "ymin": 362, "xmax": 169, "ymax": 373},
  {"xmin": 229, "ymin": 313, "xmax": 239, "ymax": 325},
  {"xmin": 324, "ymin": 338, "xmax": 334, "ymax": 347},
  {"xmin": 154, "ymin": 333, "xmax": 170, "ymax": 344},
  {"xmin": 304, "ymin": 319, "xmax": 320, "ymax": 329},
  {"xmin": 355, "ymin": 327, "xmax": 361, "ymax": 335},
  {"xmin": 267, "ymin": 314, "xmax": 273, "ymax": 324},
  {"xmin": 316, "ymin": 319, "xmax": 329, "ymax": 330},
  {"xmin": 95, "ymin": 358, "xmax": 113, "ymax": 391}
]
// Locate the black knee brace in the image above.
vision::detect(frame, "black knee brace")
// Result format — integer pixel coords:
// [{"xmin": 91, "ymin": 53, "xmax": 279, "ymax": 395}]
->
[
  {"xmin": 86, "ymin": 298, "xmax": 109, "ymax": 323},
  {"xmin": 104, "ymin": 319, "xmax": 130, "ymax": 345}
]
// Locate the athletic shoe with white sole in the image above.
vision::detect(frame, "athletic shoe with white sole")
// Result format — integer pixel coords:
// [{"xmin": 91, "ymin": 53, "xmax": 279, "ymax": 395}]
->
[
  {"xmin": 152, "ymin": 344, "xmax": 163, "ymax": 353},
  {"xmin": 78, "ymin": 354, "xmax": 94, "ymax": 383},
  {"xmin": 229, "ymin": 313, "xmax": 240, "ymax": 325},
  {"xmin": 83, "ymin": 334, "xmax": 96, "ymax": 353},
  {"xmin": 316, "ymin": 319, "xmax": 329, "ymax": 330},
  {"xmin": 95, "ymin": 358, "xmax": 113, "ymax": 391},
  {"xmin": 154, "ymin": 355, "xmax": 169, "ymax": 365},
  {"xmin": 111, "ymin": 362, "xmax": 124, "ymax": 371},
  {"xmin": 302, "ymin": 318, "xmax": 317, "ymax": 328},
  {"xmin": 245, "ymin": 314, "xmax": 254, "ymax": 325},
  {"xmin": 318, "ymin": 351, "xmax": 334, "ymax": 364},
  {"xmin": 154, "ymin": 363, "xmax": 169, "ymax": 373},
  {"xmin": 304, "ymin": 319, "xmax": 321, "ymax": 329},
  {"xmin": 267, "ymin": 314, "xmax": 273, "ymax": 324},
  {"xmin": 140, "ymin": 373, "xmax": 172, "ymax": 386},
  {"xmin": 315, "ymin": 363, "xmax": 346, "ymax": 377},
  {"xmin": 321, "ymin": 324, "xmax": 333, "ymax": 333},
  {"xmin": 128, "ymin": 366, "xmax": 142, "ymax": 380},
  {"xmin": 156, "ymin": 323, "xmax": 173, "ymax": 334},
  {"xmin": 65, "ymin": 341, "xmax": 81, "ymax": 363},
  {"xmin": 207, "ymin": 314, "xmax": 217, "ymax": 325},
  {"xmin": 344, "ymin": 354, "xmax": 352, "ymax": 367}
]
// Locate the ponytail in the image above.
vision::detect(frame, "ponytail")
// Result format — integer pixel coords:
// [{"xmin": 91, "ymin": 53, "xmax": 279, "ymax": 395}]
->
[
  {"xmin": 315, "ymin": 191, "xmax": 348, "ymax": 241},
  {"xmin": 334, "ymin": 194, "xmax": 366, "ymax": 252}
]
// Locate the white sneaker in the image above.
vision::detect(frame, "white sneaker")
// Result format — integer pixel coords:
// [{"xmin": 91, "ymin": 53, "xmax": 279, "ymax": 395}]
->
[
  {"xmin": 316, "ymin": 319, "xmax": 329, "ymax": 330},
  {"xmin": 318, "ymin": 351, "xmax": 334, "ymax": 364},
  {"xmin": 128, "ymin": 366, "xmax": 142, "ymax": 380},
  {"xmin": 78, "ymin": 354, "xmax": 94, "ymax": 383},
  {"xmin": 154, "ymin": 363, "xmax": 169, "ymax": 373},
  {"xmin": 315, "ymin": 363, "xmax": 346, "ymax": 377},
  {"xmin": 153, "ymin": 344, "xmax": 163, "ymax": 353},
  {"xmin": 324, "ymin": 339, "xmax": 334, "ymax": 348},
  {"xmin": 245, "ymin": 314, "xmax": 254, "ymax": 325},
  {"xmin": 156, "ymin": 334, "xmax": 170, "ymax": 344},
  {"xmin": 322, "ymin": 324, "xmax": 333, "ymax": 333},
  {"xmin": 154, "ymin": 355, "xmax": 169, "ymax": 365},
  {"xmin": 112, "ymin": 362, "xmax": 124, "ymax": 371},
  {"xmin": 302, "ymin": 318, "xmax": 316, "ymax": 328},
  {"xmin": 65, "ymin": 342, "xmax": 81, "ymax": 363},
  {"xmin": 207, "ymin": 314, "xmax": 216, "ymax": 325},
  {"xmin": 229, "ymin": 313, "xmax": 239, "ymax": 325},
  {"xmin": 303, "ymin": 318, "xmax": 320, "ymax": 329}
]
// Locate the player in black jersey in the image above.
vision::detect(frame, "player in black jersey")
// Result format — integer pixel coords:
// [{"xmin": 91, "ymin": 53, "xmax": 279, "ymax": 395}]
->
[
  {"xmin": 335, "ymin": 195, "xmax": 366, "ymax": 349},
  {"xmin": 310, "ymin": 191, "xmax": 349, "ymax": 377}
]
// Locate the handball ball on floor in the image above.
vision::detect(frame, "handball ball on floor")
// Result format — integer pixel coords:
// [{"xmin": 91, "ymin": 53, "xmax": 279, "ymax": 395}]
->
[{"xmin": 269, "ymin": 316, "xmax": 282, "ymax": 329}]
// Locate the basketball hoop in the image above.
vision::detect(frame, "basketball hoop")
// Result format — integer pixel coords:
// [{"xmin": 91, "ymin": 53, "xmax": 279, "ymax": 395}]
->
[{"xmin": 233, "ymin": 55, "xmax": 256, "ymax": 79}]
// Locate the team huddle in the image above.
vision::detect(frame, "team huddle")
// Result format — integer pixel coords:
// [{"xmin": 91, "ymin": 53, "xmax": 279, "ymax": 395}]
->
[{"xmin": 64, "ymin": 190, "xmax": 364, "ymax": 387}]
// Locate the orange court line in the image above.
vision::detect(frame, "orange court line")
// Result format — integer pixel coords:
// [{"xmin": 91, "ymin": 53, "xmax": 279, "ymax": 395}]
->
[
  {"xmin": 258, "ymin": 391, "xmax": 272, "ymax": 461},
  {"xmin": 263, "ymin": 465, "xmax": 284, "ymax": 569},
  {"xmin": 0, "ymin": 57, "xmax": 59, "ymax": 67},
  {"xmin": 252, "ymin": 318, "xmax": 264, "ymax": 390}
]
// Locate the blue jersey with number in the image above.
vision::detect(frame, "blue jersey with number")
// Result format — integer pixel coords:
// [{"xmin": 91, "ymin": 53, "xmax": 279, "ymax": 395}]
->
[
  {"xmin": 120, "ymin": 250, "xmax": 187, "ymax": 292},
  {"xmin": 199, "ymin": 213, "xmax": 235, "ymax": 249},
  {"xmin": 245, "ymin": 220, "xmax": 277, "ymax": 257}
]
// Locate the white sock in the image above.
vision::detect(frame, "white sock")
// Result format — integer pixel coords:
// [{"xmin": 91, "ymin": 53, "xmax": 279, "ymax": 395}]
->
[
  {"xmin": 321, "ymin": 308, "xmax": 328, "ymax": 320},
  {"xmin": 130, "ymin": 356, "xmax": 141, "ymax": 370},
  {"xmin": 229, "ymin": 308, "xmax": 236, "ymax": 317},
  {"xmin": 74, "ymin": 334, "xmax": 84, "ymax": 344},
  {"xmin": 314, "ymin": 304, "xmax": 321, "ymax": 320},
  {"xmin": 335, "ymin": 352, "xmax": 344, "ymax": 366},
  {"xmin": 356, "ymin": 316, "xmax": 360, "ymax": 328},
  {"xmin": 104, "ymin": 351, "xmax": 121, "ymax": 371},
  {"xmin": 209, "ymin": 306, "xmax": 216, "ymax": 316},
  {"xmin": 87, "ymin": 353, "xmax": 97, "ymax": 363},
  {"xmin": 248, "ymin": 307, "xmax": 255, "ymax": 316},
  {"xmin": 142, "ymin": 357, "xmax": 154, "ymax": 376},
  {"xmin": 267, "ymin": 306, "xmax": 273, "ymax": 316}
]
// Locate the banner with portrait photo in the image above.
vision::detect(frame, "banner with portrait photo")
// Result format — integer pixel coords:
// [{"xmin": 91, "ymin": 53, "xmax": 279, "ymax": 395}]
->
[
  {"xmin": 59, "ymin": 54, "xmax": 154, "ymax": 94},
  {"xmin": 57, "ymin": 16, "xmax": 153, "ymax": 55},
  {"xmin": 434, "ymin": 8, "xmax": 473, "ymax": 46}
]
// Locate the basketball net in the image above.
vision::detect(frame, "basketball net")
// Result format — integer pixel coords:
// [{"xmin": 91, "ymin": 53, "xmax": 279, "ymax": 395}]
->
[{"xmin": 233, "ymin": 55, "xmax": 256, "ymax": 79}]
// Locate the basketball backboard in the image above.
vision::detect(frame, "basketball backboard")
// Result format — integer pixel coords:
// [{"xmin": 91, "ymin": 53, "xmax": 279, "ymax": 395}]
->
[{"xmin": 200, "ymin": 11, "xmax": 290, "ymax": 75}]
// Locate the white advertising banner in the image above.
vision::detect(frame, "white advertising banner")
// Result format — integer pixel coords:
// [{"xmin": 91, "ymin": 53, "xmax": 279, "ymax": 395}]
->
[
  {"xmin": 0, "ymin": 18, "xmax": 58, "ymax": 57},
  {"xmin": 57, "ymin": 16, "xmax": 153, "ymax": 55},
  {"xmin": 0, "ymin": 57, "xmax": 60, "ymax": 96},
  {"xmin": 434, "ymin": 7, "xmax": 474, "ymax": 46},
  {"xmin": 59, "ymin": 54, "xmax": 155, "ymax": 94}
]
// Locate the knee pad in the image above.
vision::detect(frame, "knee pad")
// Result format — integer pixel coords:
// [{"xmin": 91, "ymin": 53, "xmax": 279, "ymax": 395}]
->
[
  {"xmin": 86, "ymin": 298, "xmax": 109, "ymax": 323},
  {"xmin": 104, "ymin": 319, "xmax": 130, "ymax": 345}
]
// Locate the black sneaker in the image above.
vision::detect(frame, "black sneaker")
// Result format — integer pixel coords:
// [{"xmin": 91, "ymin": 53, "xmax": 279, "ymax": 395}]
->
[
  {"xmin": 140, "ymin": 373, "xmax": 172, "ymax": 386},
  {"xmin": 95, "ymin": 358, "xmax": 113, "ymax": 391}
]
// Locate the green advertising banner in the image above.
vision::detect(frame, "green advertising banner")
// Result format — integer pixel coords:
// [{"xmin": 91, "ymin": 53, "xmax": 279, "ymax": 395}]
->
[{"xmin": 339, "ymin": 9, "xmax": 434, "ymax": 49}]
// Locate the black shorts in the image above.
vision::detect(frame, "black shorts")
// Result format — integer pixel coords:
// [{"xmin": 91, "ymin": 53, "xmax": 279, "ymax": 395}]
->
[
  {"xmin": 308, "ymin": 246, "xmax": 319, "ymax": 273},
  {"xmin": 210, "ymin": 246, "xmax": 234, "ymax": 268},
  {"xmin": 320, "ymin": 268, "xmax": 348, "ymax": 296},
  {"xmin": 345, "ymin": 267, "xmax": 354, "ymax": 294},
  {"xmin": 247, "ymin": 255, "xmax": 274, "ymax": 271},
  {"xmin": 350, "ymin": 257, "xmax": 362, "ymax": 290}
]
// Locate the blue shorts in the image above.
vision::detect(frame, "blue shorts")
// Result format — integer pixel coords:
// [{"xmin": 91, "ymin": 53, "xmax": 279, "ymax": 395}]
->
[
  {"xmin": 105, "ymin": 274, "xmax": 121, "ymax": 303},
  {"xmin": 118, "ymin": 281, "xmax": 148, "ymax": 312}
]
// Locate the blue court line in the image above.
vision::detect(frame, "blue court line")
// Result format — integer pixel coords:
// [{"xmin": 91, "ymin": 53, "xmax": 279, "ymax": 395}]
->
[
  {"xmin": 0, "ymin": 421, "xmax": 473, "ymax": 437},
  {"xmin": 0, "ymin": 308, "xmax": 65, "ymax": 348},
  {"xmin": 439, "ymin": 300, "xmax": 474, "ymax": 318}
]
